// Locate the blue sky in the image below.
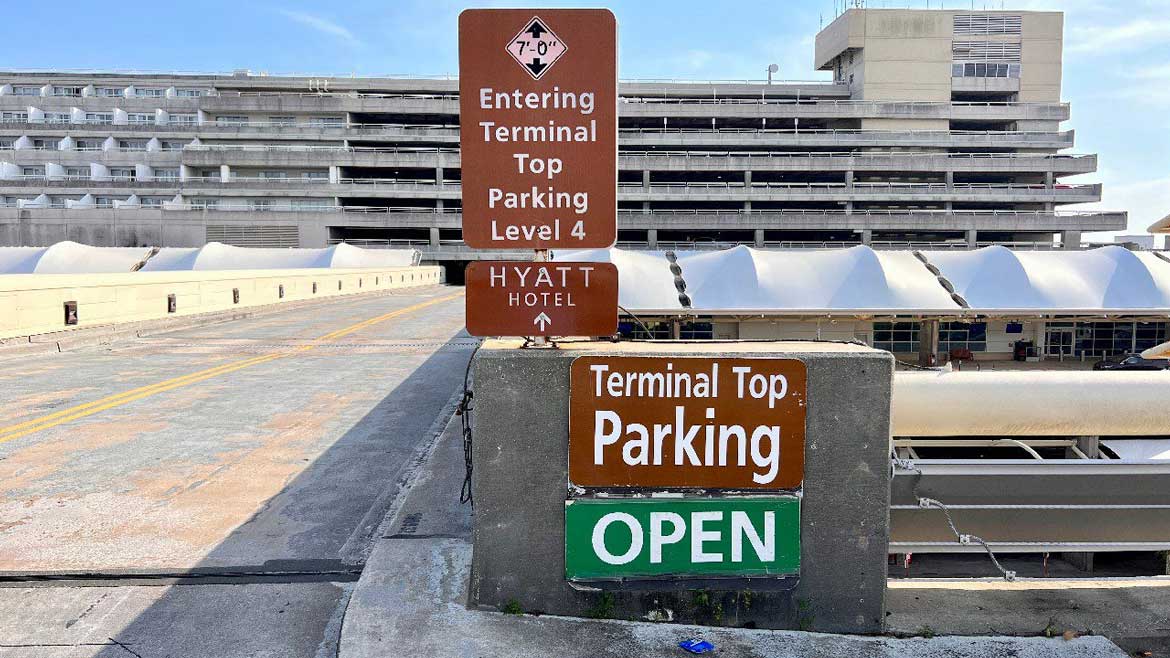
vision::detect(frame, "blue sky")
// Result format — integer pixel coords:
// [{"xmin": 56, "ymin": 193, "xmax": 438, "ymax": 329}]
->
[{"xmin": 4, "ymin": 0, "xmax": 1167, "ymax": 240}]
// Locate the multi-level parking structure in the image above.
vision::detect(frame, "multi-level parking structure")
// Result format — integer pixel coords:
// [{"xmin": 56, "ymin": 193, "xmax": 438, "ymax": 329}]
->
[{"xmin": 0, "ymin": 71, "xmax": 1122, "ymax": 266}]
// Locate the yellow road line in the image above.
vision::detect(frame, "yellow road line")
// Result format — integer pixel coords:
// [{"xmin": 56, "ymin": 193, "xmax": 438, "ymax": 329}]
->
[{"xmin": 0, "ymin": 291, "xmax": 464, "ymax": 445}]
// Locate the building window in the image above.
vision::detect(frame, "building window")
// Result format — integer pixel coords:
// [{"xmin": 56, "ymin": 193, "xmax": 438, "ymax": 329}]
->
[
  {"xmin": 268, "ymin": 116, "xmax": 296, "ymax": 126},
  {"xmin": 938, "ymin": 321, "xmax": 987, "ymax": 353},
  {"xmin": 873, "ymin": 321, "xmax": 920, "ymax": 353},
  {"xmin": 160, "ymin": 140, "xmax": 187, "ymax": 151},
  {"xmin": 12, "ymin": 86, "xmax": 41, "ymax": 96},
  {"xmin": 21, "ymin": 166, "xmax": 46, "ymax": 178},
  {"xmin": 45, "ymin": 112, "xmax": 70, "ymax": 124},
  {"xmin": 31, "ymin": 139, "xmax": 56, "ymax": 150},
  {"xmin": 1, "ymin": 111, "xmax": 28, "ymax": 122},
  {"xmin": 140, "ymin": 197, "xmax": 163, "ymax": 207},
  {"xmin": 1050, "ymin": 321, "xmax": 1170, "ymax": 358},
  {"xmin": 95, "ymin": 196, "xmax": 116, "ymax": 208},
  {"xmin": 191, "ymin": 198, "xmax": 219, "ymax": 210},
  {"xmin": 260, "ymin": 171, "xmax": 288, "ymax": 180},
  {"xmin": 216, "ymin": 115, "xmax": 250, "ymax": 126},
  {"xmin": 169, "ymin": 113, "xmax": 197, "ymax": 126},
  {"xmin": 679, "ymin": 320, "xmax": 714, "ymax": 340},
  {"xmin": 309, "ymin": 117, "xmax": 344, "ymax": 128},
  {"xmin": 109, "ymin": 167, "xmax": 135, "ymax": 180},
  {"xmin": 954, "ymin": 61, "xmax": 1020, "ymax": 78},
  {"xmin": 52, "ymin": 86, "xmax": 83, "ymax": 97},
  {"xmin": 253, "ymin": 200, "xmax": 272, "ymax": 211},
  {"xmin": 127, "ymin": 112, "xmax": 154, "ymax": 124},
  {"xmin": 134, "ymin": 88, "xmax": 163, "ymax": 98},
  {"xmin": 302, "ymin": 171, "xmax": 328, "ymax": 181},
  {"xmin": 155, "ymin": 168, "xmax": 180, "ymax": 181},
  {"xmin": 65, "ymin": 167, "xmax": 88, "ymax": 179},
  {"xmin": 75, "ymin": 139, "xmax": 101, "ymax": 151},
  {"xmin": 0, "ymin": 139, "xmax": 13, "ymax": 149},
  {"xmin": 175, "ymin": 88, "xmax": 205, "ymax": 97},
  {"xmin": 96, "ymin": 87, "xmax": 123, "ymax": 97},
  {"xmin": 85, "ymin": 112, "xmax": 113, "ymax": 125},
  {"xmin": 118, "ymin": 140, "xmax": 148, "ymax": 151}
]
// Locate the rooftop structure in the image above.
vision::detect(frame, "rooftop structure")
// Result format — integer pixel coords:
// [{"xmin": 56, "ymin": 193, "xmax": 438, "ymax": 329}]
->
[{"xmin": 0, "ymin": 7, "xmax": 1124, "ymax": 266}]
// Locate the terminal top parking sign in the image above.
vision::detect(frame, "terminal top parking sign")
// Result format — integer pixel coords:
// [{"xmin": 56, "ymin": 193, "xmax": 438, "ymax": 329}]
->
[
  {"xmin": 459, "ymin": 9, "xmax": 617, "ymax": 249},
  {"xmin": 569, "ymin": 356, "xmax": 807, "ymax": 490}
]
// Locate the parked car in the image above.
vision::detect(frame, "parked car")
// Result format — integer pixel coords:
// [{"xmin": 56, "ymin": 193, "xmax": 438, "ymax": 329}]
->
[{"xmin": 1092, "ymin": 353, "xmax": 1170, "ymax": 371}]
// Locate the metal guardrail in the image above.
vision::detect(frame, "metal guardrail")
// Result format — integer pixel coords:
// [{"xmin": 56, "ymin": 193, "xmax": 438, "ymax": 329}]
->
[
  {"xmin": 889, "ymin": 459, "xmax": 1170, "ymax": 553},
  {"xmin": 0, "ymin": 202, "xmax": 1122, "ymax": 219},
  {"xmin": 1, "ymin": 69, "xmax": 845, "ymax": 85},
  {"xmin": 0, "ymin": 176, "xmax": 1099, "ymax": 194},
  {"xmin": 0, "ymin": 118, "xmax": 1077, "ymax": 142},
  {"xmin": 177, "ymin": 144, "xmax": 1092, "ymax": 161}
]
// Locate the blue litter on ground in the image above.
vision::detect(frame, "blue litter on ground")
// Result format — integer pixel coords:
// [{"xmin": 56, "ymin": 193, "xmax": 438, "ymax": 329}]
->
[{"xmin": 679, "ymin": 638, "xmax": 715, "ymax": 654}]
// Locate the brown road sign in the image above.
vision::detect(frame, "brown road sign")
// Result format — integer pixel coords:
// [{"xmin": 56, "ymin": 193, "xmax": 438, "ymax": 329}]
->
[
  {"xmin": 465, "ymin": 261, "xmax": 618, "ymax": 337},
  {"xmin": 569, "ymin": 357, "xmax": 807, "ymax": 490},
  {"xmin": 459, "ymin": 9, "xmax": 617, "ymax": 249}
]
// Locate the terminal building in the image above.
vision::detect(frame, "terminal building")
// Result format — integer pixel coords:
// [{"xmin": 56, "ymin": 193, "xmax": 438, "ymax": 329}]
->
[{"xmin": 0, "ymin": 7, "xmax": 1124, "ymax": 267}]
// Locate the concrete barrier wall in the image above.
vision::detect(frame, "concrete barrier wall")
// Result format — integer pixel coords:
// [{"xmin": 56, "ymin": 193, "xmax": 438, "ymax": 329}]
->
[{"xmin": 0, "ymin": 265, "xmax": 444, "ymax": 339}]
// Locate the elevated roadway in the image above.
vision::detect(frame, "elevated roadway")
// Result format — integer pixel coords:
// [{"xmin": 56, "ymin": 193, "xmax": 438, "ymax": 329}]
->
[{"xmin": 0, "ymin": 285, "xmax": 470, "ymax": 575}]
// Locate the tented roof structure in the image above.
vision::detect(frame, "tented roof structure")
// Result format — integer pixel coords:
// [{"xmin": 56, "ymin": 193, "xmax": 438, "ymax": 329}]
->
[
  {"xmin": 555, "ymin": 245, "xmax": 1170, "ymax": 316},
  {"xmin": 141, "ymin": 242, "xmax": 417, "ymax": 271},
  {"xmin": 554, "ymin": 248, "xmax": 685, "ymax": 310},
  {"xmin": 0, "ymin": 242, "xmax": 418, "ymax": 274},
  {"xmin": 923, "ymin": 246, "xmax": 1170, "ymax": 312},
  {"xmin": 0, "ymin": 242, "xmax": 152, "ymax": 274},
  {"xmin": 678, "ymin": 246, "xmax": 957, "ymax": 312}
]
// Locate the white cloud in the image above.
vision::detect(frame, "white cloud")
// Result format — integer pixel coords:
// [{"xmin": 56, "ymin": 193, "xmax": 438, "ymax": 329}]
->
[
  {"xmin": 1129, "ymin": 63, "xmax": 1170, "ymax": 80},
  {"xmin": 1066, "ymin": 18, "xmax": 1170, "ymax": 54},
  {"xmin": 277, "ymin": 10, "xmax": 363, "ymax": 46}
]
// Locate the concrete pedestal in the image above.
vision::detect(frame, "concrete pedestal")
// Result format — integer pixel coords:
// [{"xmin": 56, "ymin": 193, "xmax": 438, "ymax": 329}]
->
[{"xmin": 470, "ymin": 340, "xmax": 894, "ymax": 633}]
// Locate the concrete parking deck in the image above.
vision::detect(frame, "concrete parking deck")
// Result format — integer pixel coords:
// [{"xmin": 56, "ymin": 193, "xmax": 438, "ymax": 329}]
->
[{"xmin": 0, "ymin": 285, "xmax": 471, "ymax": 576}]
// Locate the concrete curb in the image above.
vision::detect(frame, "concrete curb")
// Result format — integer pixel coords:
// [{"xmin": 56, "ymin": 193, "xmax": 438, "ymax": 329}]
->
[
  {"xmin": 0, "ymin": 284, "xmax": 450, "ymax": 360},
  {"xmin": 338, "ymin": 537, "xmax": 1128, "ymax": 658}
]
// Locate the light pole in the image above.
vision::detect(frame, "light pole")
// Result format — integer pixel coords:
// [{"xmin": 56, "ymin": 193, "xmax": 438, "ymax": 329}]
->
[{"xmin": 767, "ymin": 63, "xmax": 778, "ymax": 84}]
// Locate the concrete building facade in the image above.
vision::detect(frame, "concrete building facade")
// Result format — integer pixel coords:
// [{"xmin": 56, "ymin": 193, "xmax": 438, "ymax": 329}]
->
[{"xmin": 0, "ymin": 7, "xmax": 1123, "ymax": 265}]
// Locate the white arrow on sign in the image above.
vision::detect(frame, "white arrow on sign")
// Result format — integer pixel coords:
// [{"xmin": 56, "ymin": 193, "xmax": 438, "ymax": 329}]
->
[{"xmin": 533, "ymin": 312, "xmax": 552, "ymax": 331}]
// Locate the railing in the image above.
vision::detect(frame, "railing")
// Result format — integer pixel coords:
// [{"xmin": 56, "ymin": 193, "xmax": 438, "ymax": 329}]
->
[
  {"xmin": 615, "ymin": 208, "xmax": 1113, "ymax": 217},
  {"xmin": 0, "ymin": 117, "xmax": 1076, "ymax": 141},
  {"xmin": 621, "ymin": 97, "xmax": 1068, "ymax": 109},
  {"xmin": 0, "ymin": 204, "xmax": 1123, "ymax": 221},
  {"xmin": 0, "ymin": 69, "xmax": 845, "ymax": 85},
  {"xmin": 5, "ymin": 177, "xmax": 1080, "ymax": 194},
  {"xmin": 177, "ymin": 143, "xmax": 1090, "ymax": 161},
  {"xmin": 320, "ymin": 239, "xmax": 1092, "ymax": 253},
  {"xmin": 616, "ymin": 180, "xmax": 1096, "ymax": 192},
  {"xmin": 618, "ymin": 150, "xmax": 1092, "ymax": 160}
]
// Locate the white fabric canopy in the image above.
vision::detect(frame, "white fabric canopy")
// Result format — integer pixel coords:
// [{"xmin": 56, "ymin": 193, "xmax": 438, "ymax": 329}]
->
[
  {"xmin": 556, "ymin": 245, "xmax": 1170, "ymax": 314},
  {"xmin": 676, "ymin": 245, "xmax": 957, "ymax": 311},
  {"xmin": 554, "ymin": 248, "xmax": 686, "ymax": 310},
  {"xmin": 140, "ymin": 242, "xmax": 417, "ymax": 271},
  {"xmin": 0, "ymin": 242, "xmax": 152, "ymax": 274},
  {"xmin": 1102, "ymin": 439, "xmax": 1170, "ymax": 461},
  {"xmin": 924, "ymin": 246, "xmax": 1170, "ymax": 311}
]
